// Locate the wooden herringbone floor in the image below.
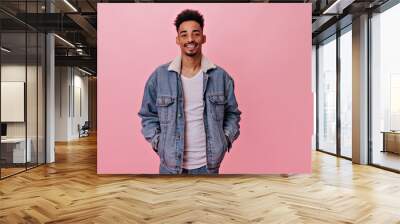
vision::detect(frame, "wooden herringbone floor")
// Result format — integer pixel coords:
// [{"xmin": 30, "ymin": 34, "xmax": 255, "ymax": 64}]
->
[{"xmin": 1, "ymin": 134, "xmax": 400, "ymax": 224}]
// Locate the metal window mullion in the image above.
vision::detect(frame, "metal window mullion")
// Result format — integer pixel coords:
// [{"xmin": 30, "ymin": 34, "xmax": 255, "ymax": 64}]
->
[
  {"xmin": 367, "ymin": 10, "xmax": 373, "ymax": 165},
  {"xmin": 44, "ymin": 19, "xmax": 47, "ymax": 165},
  {"xmin": 36, "ymin": 0, "xmax": 39, "ymax": 167},
  {"xmin": 336, "ymin": 29, "xmax": 341, "ymax": 157},
  {"xmin": 25, "ymin": 0, "xmax": 28, "ymax": 171},
  {"xmin": 316, "ymin": 44, "xmax": 320, "ymax": 150}
]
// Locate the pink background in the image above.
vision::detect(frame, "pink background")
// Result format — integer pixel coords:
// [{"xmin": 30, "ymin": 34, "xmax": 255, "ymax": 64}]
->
[{"xmin": 97, "ymin": 3, "xmax": 312, "ymax": 174}]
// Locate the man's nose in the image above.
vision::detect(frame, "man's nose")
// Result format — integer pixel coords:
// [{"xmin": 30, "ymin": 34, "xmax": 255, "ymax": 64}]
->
[{"xmin": 187, "ymin": 35, "xmax": 193, "ymax": 42}]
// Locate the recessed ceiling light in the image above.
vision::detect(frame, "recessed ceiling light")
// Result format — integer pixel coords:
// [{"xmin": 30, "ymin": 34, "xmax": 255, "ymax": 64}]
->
[
  {"xmin": 78, "ymin": 67, "xmax": 93, "ymax": 76},
  {"xmin": 1, "ymin": 47, "xmax": 11, "ymax": 53},
  {"xmin": 54, "ymin": 34, "xmax": 75, "ymax": 48},
  {"xmin": 322, "ymin": 0, "xmax": 354, "ymax": 15},
  {"xmin": 63, "ymin": 0, "xmax": 78, "ymax": 12}
]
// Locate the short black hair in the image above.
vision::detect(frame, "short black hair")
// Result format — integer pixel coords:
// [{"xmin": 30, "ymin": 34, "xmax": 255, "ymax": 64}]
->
[{"xmin": 174, "ymin": 9, "xmax": 204, "ymax": 32}]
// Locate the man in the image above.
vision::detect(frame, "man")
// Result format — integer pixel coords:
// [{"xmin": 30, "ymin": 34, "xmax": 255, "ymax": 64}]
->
[{"xmin": 138, "ymin": 9, "xmax": 241, "ymax": 174}]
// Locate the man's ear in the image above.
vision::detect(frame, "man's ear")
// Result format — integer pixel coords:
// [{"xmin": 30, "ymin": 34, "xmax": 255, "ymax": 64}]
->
[
  {"xmin": 203, "ymin": 35, "xmax": 206, "ymax": 44},
  {"xmin": 176, "ymin": 36, "xmax": 179, "ymax": 45}
]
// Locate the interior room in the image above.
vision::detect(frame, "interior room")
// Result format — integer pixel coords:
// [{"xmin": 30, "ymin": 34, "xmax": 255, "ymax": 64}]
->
[{"xmin": 0, "ymin": 0, "xmax": 399, "ymax": 223}]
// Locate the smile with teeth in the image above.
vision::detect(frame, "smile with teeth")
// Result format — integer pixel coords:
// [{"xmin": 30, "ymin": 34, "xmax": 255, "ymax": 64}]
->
[{"xmin": 186, "ymin": 43, "xmax": 196, "ymax": 50}]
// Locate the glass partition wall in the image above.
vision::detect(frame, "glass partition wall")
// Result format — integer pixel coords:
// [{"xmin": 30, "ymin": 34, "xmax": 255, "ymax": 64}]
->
[
  {"xmin": 317, "ymin": 35, "xmax": 337, "ymax": 155},
  {"xmin": 0, "ymin": 1, "xmax": 46, "ymax": 179},
  {"xmin": 316, "ymin": 1, "xmax": 400, "ymax": 172},
  {"xmin": 370, "ymin": 3, "xmax": 400, "ymax": 172},
  {"xmin": 339, "ymin": 26, "xmax": 352, "ymax": 159},
  {"xmin": 316, "ymin": 26, "xmax": 353, "ymax": 159}
]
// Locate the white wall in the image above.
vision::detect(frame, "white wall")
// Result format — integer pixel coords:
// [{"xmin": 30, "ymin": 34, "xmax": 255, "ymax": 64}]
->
[
  {"xmin": 1, "ymin": 65, "xmax": 42, "ymax": 137},
  {"xmin": 1, "ymin": 63, "xmax": 46, "ymax": 164},
  {"xmin": 55, "ymin": 67, "xmax": 89, "ymax": 141},
  {"xmin": 1, "ymin": 65, "xmax": 26, "ymax": 133},
  {"xmin": 55, "ymin": 66, "xmax": 70, "ymax": 141},
  {"xmin": 72, "ymin": 73, "xmax": 89, "ymax": 138}
]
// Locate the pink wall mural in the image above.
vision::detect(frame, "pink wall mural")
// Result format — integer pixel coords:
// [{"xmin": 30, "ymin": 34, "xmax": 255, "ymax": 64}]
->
[{"xmin": 97, "ymin": 3, "xmax": 312, "ymax": 174}]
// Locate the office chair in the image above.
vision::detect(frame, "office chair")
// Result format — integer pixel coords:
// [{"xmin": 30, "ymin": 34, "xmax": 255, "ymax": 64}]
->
[{"xmin": 79, "ymin": 121, "xmax": 90, "ymax": 138}]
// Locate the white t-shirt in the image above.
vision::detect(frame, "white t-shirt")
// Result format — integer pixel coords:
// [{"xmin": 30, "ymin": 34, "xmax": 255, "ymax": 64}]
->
[{"xmin": 181, "ymin": 70, "xmax": 207, "ymax": 169}]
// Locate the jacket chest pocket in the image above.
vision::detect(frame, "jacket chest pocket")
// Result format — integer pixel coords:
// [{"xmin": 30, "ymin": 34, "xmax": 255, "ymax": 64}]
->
[
  {"xmin": 208, "ymin": 94, "xmax": 226, "ymax": 121},
  {"xmin": 156, "ymin": 96, "xmax": 175, "ymax": 124}
]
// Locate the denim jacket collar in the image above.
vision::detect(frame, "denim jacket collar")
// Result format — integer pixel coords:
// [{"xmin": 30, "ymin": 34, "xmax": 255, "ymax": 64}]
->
[{"xmin": 167, "ymin": 55, "xmax": 217, "ymax": 74}]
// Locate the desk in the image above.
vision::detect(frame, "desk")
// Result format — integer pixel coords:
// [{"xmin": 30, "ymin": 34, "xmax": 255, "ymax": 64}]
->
[
  {"xmin": 1, "ymin": 138, "xmax": 32, "ymax": 163},
  {"xmin": 382, "ymin": 131, "xmax": 400, "ymax": 154}
]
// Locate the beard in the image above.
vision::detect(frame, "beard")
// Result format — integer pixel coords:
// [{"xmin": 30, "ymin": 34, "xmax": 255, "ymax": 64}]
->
[
  {"xmin": 183, "ymin": 42, "xmax": 200, "ymax": 57},
  {"xmin": 184, "ymin": 51, "xmax": 197, "ymax": 57}
]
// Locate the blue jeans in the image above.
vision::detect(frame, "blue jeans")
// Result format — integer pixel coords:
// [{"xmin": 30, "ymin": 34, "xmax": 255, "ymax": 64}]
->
[
  {"xmin": 182, "ymin": 165, "xmax": 209, "ymax": 175},
  {"xmin": 159, "ymin": 164, "xmax": 219, "ymax": 174}
]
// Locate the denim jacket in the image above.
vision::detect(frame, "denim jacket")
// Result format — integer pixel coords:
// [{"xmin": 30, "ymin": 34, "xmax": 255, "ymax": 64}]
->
[{"xmin": 138, "ymin": 55, "xmax": 241, "ymax": 174}]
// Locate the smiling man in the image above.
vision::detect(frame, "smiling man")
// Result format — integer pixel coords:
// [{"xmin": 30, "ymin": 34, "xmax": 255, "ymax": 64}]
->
[{"xmin": 138, "ymin": 9, "xmax": 241, "ymax": 174}]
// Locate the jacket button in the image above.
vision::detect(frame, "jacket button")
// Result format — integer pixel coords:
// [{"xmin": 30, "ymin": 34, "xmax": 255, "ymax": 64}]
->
[
  {"xmin": 178, "ymin": 113, "xmax": 182, "ymax": 118},
  {"xmin": 176, "ymin": 135, "xmax": 180, "ymax": 140}
]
